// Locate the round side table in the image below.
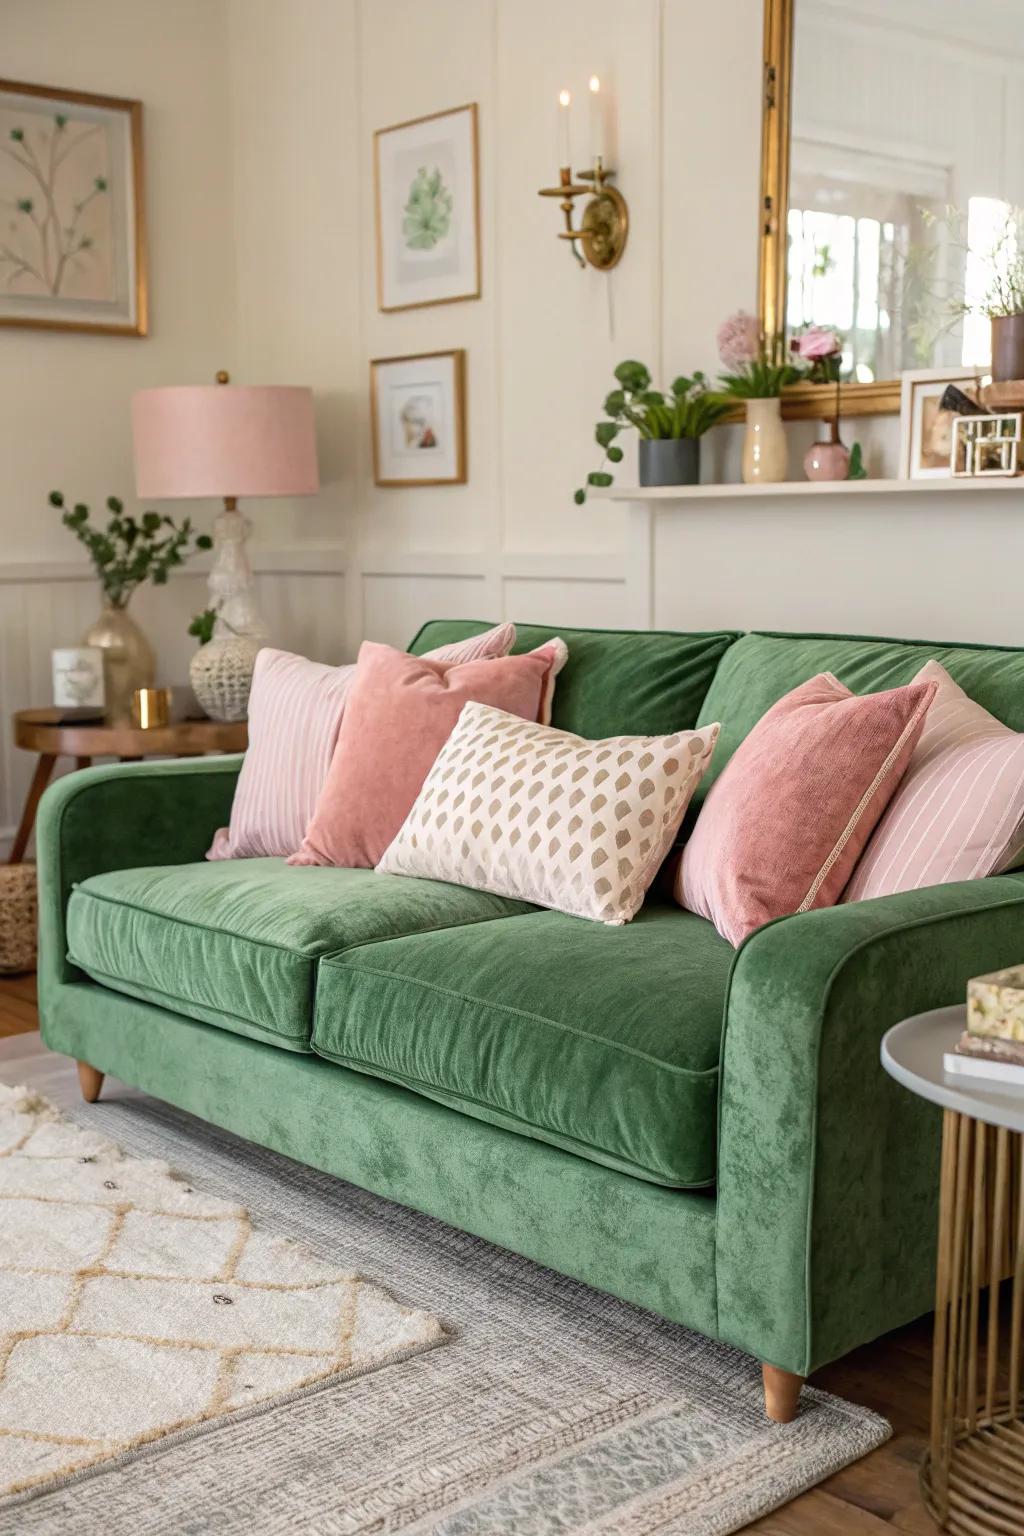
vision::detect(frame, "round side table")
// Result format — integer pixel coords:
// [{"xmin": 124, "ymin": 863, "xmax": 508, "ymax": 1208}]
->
[
  {"xmin": 882, "ymin": 1007, "xmax": 1024, "ymax": 1535},
  {"xmin": 8, "ymin": 709, "xmax": 247, "ymax": 865}
]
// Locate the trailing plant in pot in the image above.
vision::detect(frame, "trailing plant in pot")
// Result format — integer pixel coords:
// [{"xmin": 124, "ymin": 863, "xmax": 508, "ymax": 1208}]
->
[
  {"xmin": 51, "ymin": 491, "xmax": 212, "ymax": 721},
  {"xmin": 717, "ymin": 312, "xmax": 802, "ymax": 484},
  {"xmin": 575, "ymin": 361, "xmax": 730, "ymax": 501}
]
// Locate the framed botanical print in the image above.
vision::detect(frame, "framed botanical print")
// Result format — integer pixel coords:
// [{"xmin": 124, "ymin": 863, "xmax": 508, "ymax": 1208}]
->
[
  {"xmin": 0, "ymin": 78, "xmax": 146, "ymax": 335},
  {"xmin": 899, "ymin": 368, "xmax": 982, "ymax": 480},
  {"xmin": 371, "ymin": 350, "xmax": 467, "ymax": 486},
  {"xmin": 373, "ymin": 104, "xmax": 480, "ymax": 312}
]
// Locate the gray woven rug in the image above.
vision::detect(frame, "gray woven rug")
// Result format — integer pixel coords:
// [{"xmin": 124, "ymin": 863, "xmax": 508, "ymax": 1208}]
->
[{"xmin": 0, "ymin": 1069, "xmax": 890, "ymax": 1535}]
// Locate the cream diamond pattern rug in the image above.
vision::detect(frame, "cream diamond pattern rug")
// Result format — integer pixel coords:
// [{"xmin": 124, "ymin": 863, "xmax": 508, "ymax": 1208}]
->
[{"xmin": 0, "ymin": 1084, "xmax": 443, "ymax": 1499}]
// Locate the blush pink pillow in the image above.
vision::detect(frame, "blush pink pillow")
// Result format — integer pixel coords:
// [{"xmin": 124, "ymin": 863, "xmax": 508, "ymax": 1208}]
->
[
  {"xmin": 290, "ymin": 640, "xmax": 564, "ymax": 869},
  {"xmin": 674, "ymin": 672, "xmax": 936, "ymax": 945},
  {"xmin": 207, "ymin": 623, "xmax": 517, "ymax": 861},
  {"xmin": 844, "ymin": 660, "xmax": 1024, "ymax": 901}
]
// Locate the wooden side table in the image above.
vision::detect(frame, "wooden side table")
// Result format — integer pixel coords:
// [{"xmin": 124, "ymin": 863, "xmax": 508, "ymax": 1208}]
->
[
  {"xmin": 883, "ymin": 1007, "xmax": 1024, "ymax": 1535},
  {"xmin": 8, "ymin": 709, "xmax": 247, "ymax": 865}
]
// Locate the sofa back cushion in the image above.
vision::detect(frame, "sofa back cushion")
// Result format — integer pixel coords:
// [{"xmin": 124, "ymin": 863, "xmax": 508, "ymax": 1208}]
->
[
  {"xmin": 409, "ymin": 620, "xmax": 739, "ymax": 739},
  {"xmin": 696, "ymin": 631, "xmax": 1024, "ymax": 797}
]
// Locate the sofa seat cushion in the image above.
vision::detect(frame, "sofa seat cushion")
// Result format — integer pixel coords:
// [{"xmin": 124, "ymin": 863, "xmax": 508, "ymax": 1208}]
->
[
  {"xmin": 66, "ymin": 860, "xmax": 536, "ymax": 1052},
  {"xmin": 312, "ymin": 900, "xmax": 734, "ymax": 1186}
]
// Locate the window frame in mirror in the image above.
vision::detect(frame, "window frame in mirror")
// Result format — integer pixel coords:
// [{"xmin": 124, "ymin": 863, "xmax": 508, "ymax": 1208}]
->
[{"xmin": 759, "ymin": 0, "xmax": 901, "ymax": 419}]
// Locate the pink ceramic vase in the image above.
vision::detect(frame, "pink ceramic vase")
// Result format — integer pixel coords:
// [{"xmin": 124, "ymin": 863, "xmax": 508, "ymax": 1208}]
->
[{"xmin": 804, "ymin": 421, "xmax": 849, "ymax": 481}]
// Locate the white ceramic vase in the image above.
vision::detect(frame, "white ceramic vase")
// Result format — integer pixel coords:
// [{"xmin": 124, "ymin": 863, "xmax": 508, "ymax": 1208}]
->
[
  {"xmin": 190, "ymin": 635, "xmax": 262, "ymax": 722},
  {"xmin": 741, "ymin": 396, "xmax": 788, "ymax": 484}
]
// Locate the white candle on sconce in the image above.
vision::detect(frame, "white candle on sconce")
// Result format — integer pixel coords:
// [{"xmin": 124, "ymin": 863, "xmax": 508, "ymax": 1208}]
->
[
  {"xmin": 557, "ymin": 88, "xmax": 572, "ymax": 170},
  {"xmin": 588, "ymin": 75, "xmax": 605, "ymax": 163}
]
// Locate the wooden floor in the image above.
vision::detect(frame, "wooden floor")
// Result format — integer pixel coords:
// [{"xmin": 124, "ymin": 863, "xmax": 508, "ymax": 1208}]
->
[{"xmin": 0, "ymin": 974, "xmax": 948, "ymax": 1533}]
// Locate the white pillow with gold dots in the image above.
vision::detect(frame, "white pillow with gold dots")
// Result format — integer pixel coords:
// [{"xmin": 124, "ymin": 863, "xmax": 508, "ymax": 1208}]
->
[{"xmin": 377, "ymin": 702, "xmax": 720, "ymax": 925}]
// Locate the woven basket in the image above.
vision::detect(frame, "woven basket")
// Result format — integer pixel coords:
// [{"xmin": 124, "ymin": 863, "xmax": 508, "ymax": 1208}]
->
[{"xmin": 0, "ymin": 864, "xmax": 37, "ymax": 974}]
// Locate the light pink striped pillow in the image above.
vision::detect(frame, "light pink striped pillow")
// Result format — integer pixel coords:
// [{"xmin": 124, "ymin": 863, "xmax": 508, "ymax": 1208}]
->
[
  {"xmin": 207, "ymin": 623, "xmax": 518, "ymax": 861},
  {"xmin": 844, "ymin": 660, "xmax": 1024, "ymax": 901}
]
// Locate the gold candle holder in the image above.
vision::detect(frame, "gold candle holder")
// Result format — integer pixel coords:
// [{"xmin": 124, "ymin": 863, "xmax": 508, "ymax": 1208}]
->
[
  {"xmin": 537, "ymin": 157, "xmax": 629, "ymax": 271},
  {"xmin": 131, "ymin": 687, "xmax": 172, "ymax": 729}
]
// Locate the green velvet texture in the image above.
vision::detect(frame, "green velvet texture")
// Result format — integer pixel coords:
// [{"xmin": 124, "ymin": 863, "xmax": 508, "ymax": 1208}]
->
[
  {"xmin": 67, "ymin": 860, "xmax": 535, "ymax": 1050},
  {"xmin": 36, "ymin": 757, "xmax": 243, "ymax": 996},
  {"xmin": 409, "ymin": 619, "xmax": 739, "ymax": 739},
  {"xmin": 697, "ymin": 630, "xmax": 1024, "ymax": 795},
  {"xmin": 41, "ymin": 980, "xmax": 720, "ymax": 1340},
  {"xmin": 716, "ymin": 872, "xmax": 1024, "ymax": 1375},
  {"xmin": 313, "ymin": 900, "xmax": 733, "ymax": 1187}
]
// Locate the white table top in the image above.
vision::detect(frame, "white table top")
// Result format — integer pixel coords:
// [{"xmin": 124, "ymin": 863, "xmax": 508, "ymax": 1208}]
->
[{"xmin": 881, "ymin": 1006, "xmax": 1024, "ymax": 1133}]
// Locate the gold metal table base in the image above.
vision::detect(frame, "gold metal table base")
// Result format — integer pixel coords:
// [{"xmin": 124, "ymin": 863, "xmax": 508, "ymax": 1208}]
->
[{"xmin": 927, "ymin": 1108, "xmax": 1024, "ymax": 1532}]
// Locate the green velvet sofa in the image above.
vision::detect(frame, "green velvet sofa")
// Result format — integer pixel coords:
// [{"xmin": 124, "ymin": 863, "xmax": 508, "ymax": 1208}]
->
[{"xmin": 36, "ymin": 621, "xmax": 1024, "ymax": 1423}]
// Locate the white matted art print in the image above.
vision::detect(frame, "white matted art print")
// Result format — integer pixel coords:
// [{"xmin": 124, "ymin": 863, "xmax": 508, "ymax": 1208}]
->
[
  {"xmin": 0, "ymin": 78, "xmax": 146, "ymax": 334},
  {"xmin": 371, "ymin": 350, "xmax": 467, "ymax": 486},
  {"xmin": 898, "ymin": 368, "xmax": 982, "ymax": 480},
  {"xmin": 373, "ymin": 104, "xmax": 480, "ymax": 312}
]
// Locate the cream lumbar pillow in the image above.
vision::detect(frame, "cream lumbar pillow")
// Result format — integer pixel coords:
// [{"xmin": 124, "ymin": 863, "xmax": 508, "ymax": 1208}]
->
[{"xmin": 377, "ymin": 702, "xmax": 720, "ymax": 925}]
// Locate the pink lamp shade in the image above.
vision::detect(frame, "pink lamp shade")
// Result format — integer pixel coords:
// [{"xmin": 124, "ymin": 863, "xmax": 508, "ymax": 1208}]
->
[{"xmin": 132, "ymin": 385, "xmax": 319, "ymax": 499}]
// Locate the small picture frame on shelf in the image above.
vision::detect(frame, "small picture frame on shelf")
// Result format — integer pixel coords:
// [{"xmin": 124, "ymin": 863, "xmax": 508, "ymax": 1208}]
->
[
  {"xmin": 373, "ymin": 104, "xmax": 480, "ymax": 313},
  {"xmin": 898, "ymin": 368, "xmax": 982, "ymax": 480},
  {"xmin": 370, "ymin": 350, "xmax": 467, "ymax": 487},
  {"xmin": 51, "ymin": 646, "xmax": 104, "ymax": 710}
]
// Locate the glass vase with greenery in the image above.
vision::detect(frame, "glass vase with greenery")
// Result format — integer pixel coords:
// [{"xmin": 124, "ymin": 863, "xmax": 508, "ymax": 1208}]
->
[{"xmin": 575, "ymin": 361, "xmax": 731, "ymax": 501}]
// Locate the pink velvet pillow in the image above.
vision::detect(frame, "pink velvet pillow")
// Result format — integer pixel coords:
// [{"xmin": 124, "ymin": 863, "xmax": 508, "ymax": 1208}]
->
[
  {"xmin": 290, "ymin": 640, "xmax": 563, "ymax": 869},
  {"xmin": 207, "ymin": 623, "xmax": 517, "ymax": 861},
  {"xmin": 674, "ymin": 672, "xmax": 936, "ymax": 945}
]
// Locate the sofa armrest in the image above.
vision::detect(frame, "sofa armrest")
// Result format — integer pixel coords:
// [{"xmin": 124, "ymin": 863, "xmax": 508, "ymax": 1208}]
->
[
  {"xmin": 36, "ymin": 756, "xmax": 242, "ymax": 993},
  {"xmin": 714, "ymin": 874, "xmax": 1024, "ymax": 1377}
]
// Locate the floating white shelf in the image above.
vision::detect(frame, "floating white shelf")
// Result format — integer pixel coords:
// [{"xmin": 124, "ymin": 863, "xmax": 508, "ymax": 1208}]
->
[{"xmin": 599, "ymin": 477, "xmax": 1024, "ymax": 501}]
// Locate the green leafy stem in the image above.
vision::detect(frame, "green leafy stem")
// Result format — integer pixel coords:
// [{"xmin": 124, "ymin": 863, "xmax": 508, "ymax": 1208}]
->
[{"xmin": 50, "ymin": 490, "xmax": 212, "ymax": 609}]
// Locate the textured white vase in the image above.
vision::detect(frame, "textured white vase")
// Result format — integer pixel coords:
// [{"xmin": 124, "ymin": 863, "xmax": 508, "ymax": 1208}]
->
[
  {"xmin": 741, "ymin": 396, "xmax": 788, "ymax": 484},
  {"xmin": 190, "ymin": 635, "xmax": 262, "ymax": 722}
]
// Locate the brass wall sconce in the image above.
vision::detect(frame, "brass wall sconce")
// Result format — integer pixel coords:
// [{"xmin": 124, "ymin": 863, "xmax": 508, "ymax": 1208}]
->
[{"xmin": 538, "ymin": 80, "xmax": 628, "ymax": 271}]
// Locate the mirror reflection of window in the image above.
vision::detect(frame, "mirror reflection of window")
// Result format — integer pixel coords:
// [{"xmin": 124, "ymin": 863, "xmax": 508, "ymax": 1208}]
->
[{"xmin": 787, "ymin": 0, "xmax": 1024, "ymax": 380}]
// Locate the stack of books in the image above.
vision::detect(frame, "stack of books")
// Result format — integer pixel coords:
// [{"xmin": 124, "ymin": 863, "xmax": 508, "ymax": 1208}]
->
[{"xmin": 946, "ymin": 965, "xmax": 1024, "ymax": 1086}]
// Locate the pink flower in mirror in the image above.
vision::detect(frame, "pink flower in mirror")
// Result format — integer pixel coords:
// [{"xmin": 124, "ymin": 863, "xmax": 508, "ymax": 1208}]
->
[{"xmin": 795, "ymin": 326, "xmax": 842, "ymax": 361}]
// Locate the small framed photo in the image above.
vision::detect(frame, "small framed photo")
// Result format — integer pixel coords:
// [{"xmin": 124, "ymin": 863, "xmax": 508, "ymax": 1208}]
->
[
  {"xmin": 899, "ymin": 368, "xmax": 981, "ymax": 480},
  {"xmin": 52, "ymin": 647, "xmax": 104, "ymax": 709},
  {"xmin": 0, "ymin": 78, "xmax": 146, "ymax": 335},
  {"xmin": 373, "ymin": 103, "xmax": 480, "ymax": 313},
  {"xmin": 370, "ymin": 350, "xmax": 467, "ymax": 487}
]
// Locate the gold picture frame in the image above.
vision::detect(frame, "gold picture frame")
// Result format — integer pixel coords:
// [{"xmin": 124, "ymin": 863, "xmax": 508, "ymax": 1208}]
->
[
  {"xmin": 758, "ymin": 0, "xmax": 899, "ymax": 419},
  {"xmin": 370, "ymin": 349, "xmax": 467, "ymax": 487},
  {"xmin": 0, "ymin": 77, "xmax": 146, "ymax": 336},
  {"xmin": 373, "ymin": 103, "xmax": 481, "ymax": 313}
]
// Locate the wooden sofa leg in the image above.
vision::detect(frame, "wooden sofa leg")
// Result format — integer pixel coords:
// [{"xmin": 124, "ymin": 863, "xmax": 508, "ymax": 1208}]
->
[
  {"xmin": 762, "ymin": 1363, "xmax": 804, "ymax": 1423},
  {"xmin": 76, "ymin": 1061, "xmax": 104, "ymax": 1103}
]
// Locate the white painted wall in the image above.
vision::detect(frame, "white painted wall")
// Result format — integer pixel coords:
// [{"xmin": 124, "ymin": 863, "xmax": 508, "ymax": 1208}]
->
[{"xmin": 1, "ymin": 0, "xmax": 1018, "ymax": 857}]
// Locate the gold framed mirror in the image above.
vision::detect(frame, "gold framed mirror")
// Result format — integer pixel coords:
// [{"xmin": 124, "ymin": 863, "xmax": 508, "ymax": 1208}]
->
[{"xmin": 759, "ymin": 0, "xmax": 1024, "ymax": 421}]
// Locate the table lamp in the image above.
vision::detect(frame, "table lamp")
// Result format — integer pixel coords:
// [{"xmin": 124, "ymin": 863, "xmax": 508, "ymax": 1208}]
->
[{"xmin": 131, "ymin": 371, "xmax": 319, "ymax": 719}]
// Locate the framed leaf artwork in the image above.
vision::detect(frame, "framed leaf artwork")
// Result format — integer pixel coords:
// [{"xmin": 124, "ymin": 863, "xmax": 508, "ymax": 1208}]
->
[
  {"xmin": 370, "ymin": 350, "xmax": 467, "ymax": 486},
  {"xmin": 373, "ymin": 104, "xmax": 480, "ymax": 312},
  {"xmin": 0, "ymin": 78, "xmax": 146, "ymax": 335}
]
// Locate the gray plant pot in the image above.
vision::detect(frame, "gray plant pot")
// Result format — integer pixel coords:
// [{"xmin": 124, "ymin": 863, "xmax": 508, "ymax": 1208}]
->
[{"xmin": 638, "ymin": 437, "xmax": 700, "ymax": 488}]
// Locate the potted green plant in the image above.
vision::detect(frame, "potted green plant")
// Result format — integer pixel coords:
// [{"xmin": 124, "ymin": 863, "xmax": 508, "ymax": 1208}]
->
[
  {"xmin": 51, "ymin": 490, "xmax": 211, "ymax": 720},
  {"xmin": 909, "ymin": 206, "xmax": 1024, "ymax": 381},
  {"xmin": 575, "ymin": 361, "xmax": 730, "ymax": 501},
  {"xmin": 717, "ymin": 312, "xmax": 803, "ymax": 483}
]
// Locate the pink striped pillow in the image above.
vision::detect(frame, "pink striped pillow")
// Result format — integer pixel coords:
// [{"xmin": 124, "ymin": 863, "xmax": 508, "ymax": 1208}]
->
[
  {"xmin": 844, "ymin": 660, "xmax": 1024, "ymax": 901},
  {"xmin": 207, "ymin": 623, "xmax": 518, "ymax": 861}
]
